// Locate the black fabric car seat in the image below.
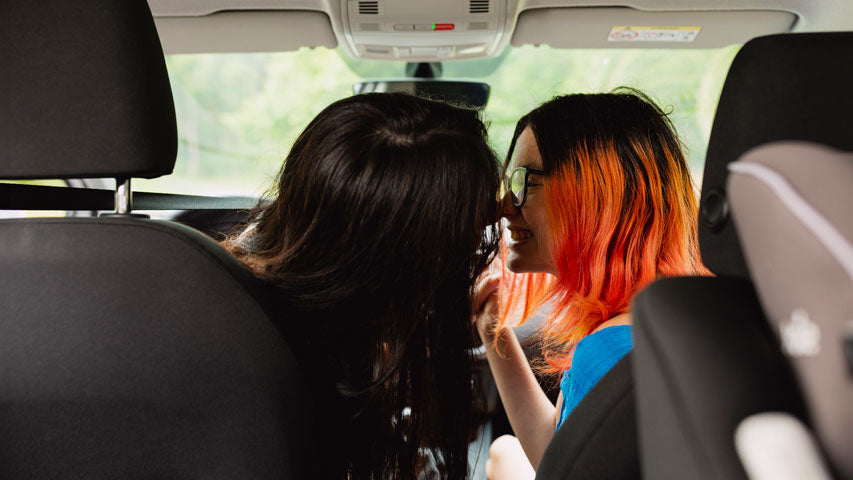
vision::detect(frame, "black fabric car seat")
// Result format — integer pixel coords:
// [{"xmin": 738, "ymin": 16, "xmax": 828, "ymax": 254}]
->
[
  {"xmin": 632, "ymin": 32, "xmax": 853, "ymax": 480},
  {"xmin": 632, "ymin": 276, "xmax": 806, "ymax": 480},
  {"xmin": 0, "ymin": 1, "xmax": 314, "ymax": 478},
  {"xmin": 535, "ymin": 354, "xmax": 639, "ymax": 480},
  {"xmin": 728, "ymin": 142, "xmax": 853, "ymax": 478}
]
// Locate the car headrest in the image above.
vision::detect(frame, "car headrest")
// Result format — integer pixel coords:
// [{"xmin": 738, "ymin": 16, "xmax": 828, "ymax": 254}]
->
[
  {"xmin": 728, "ymin": 141, "xmax": 853, "ymax": 478},
  {"xmin": 0, "ymin": 0, "xmax": 177, "ymax": 180},
  {"xmin": 700, "ymin": 32, "xmax": 853, "ymax": 277}
]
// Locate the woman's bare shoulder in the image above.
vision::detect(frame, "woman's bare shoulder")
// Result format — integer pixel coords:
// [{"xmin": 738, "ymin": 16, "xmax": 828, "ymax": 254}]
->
[{"xmin": 591, "ymin": 312, "xmax": 632, "ymax": 334}]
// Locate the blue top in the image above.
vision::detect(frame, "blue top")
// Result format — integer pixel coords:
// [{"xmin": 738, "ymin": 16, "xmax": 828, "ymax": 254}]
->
[{"xmin": 555, "ymin": 325, "xmax": 633, "ymax": 430}]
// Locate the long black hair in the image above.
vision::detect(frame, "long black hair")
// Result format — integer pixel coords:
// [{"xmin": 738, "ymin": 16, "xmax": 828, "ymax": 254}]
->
[{"xmin": 224, "ymin": 92, "xmax": 501, "ymax": 479}]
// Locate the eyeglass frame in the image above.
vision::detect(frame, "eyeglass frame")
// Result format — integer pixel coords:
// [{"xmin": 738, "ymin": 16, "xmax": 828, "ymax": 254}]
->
[{"xmin": 507, "ymin": 166, "xmax": 546, "ymax": 207}]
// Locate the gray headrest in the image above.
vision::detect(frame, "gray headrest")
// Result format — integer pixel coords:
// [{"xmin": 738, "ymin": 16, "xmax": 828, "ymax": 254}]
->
[
  {"xmin": 728, "ymin": 141, "xmax": 853, "ymax": 478},
  {"xmin": 0, "ymin": 0, "xmax": 177, "ymax": 179},
  {"xmin": 700, "ymin": 32, "xmax": 853, "ymax": 277}
]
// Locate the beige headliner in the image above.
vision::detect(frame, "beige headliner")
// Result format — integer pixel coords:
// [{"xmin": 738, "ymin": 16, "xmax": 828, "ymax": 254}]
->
[{"xmin": 147, "ymin": 0, "xmax": 853, "ymax": 55}]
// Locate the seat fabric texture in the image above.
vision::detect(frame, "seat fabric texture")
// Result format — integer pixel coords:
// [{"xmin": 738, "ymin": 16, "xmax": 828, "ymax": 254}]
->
[
  {"xmin": 729, "ymin": 142, "xmax": 853, "ymax": 478},
  {"xmin": 535, "ymin": 354, "xmax": 639, "ymax": 480},
  {"xmin": 699, "ymin": 32, "xmax": 853, "ymax": 278},
  {"xmin": 633, "ymin": 277, "xmax": 807, "ymax": 480},
  {"xmin": 633, "ymin": 31, "xmax": 853, "ymax": 480},
  {"xmin": 0, "ymin": 218, "xmax": 315, "ymax": 479},
  {"xmin": 0, "ymin": 0, "xmax": 176, "ymax": 179},
  {"xmin": 0, "ymin": 0, "xmax": 317, "ymax": 477}
]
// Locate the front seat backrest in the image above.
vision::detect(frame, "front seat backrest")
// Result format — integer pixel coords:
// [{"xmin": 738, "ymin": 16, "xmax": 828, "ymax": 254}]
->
[
  {"xmin": 0, "ymin": 1, "xmax": 313, "ymax": 478},
  {"xmin": 728, "ymin": 141, "xmax": 853, "ymax": 478},
  {"xmin": 0, "ymin": 219, "xmax": 313, "ymax": 479},
  {"xmin": 632, "ymin": 276, "xmax": 805, "ymax": 480},
  {"xmin": 633, "ymin": 31, "xmax": 853, "ymax": 480},
  {"xmin": 535, "ymin": 354, "xmax": 639, "ymax": 480}
]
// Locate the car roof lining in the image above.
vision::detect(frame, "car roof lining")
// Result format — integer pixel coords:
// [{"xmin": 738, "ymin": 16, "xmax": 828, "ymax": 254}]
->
[{"xmin": 146, "ymin": 0, "xmax": 853, "ymax": 55}]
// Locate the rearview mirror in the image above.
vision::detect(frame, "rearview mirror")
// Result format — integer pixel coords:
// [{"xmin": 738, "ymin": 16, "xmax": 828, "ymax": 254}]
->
[{"xmin": 353, "ymin": 79, "xmax": 490, "ymax": 110}]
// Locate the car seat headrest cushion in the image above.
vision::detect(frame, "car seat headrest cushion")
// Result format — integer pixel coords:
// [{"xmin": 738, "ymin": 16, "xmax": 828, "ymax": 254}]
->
[
  {"xmin": 0, "ymin": 0, "xmax": 177, "ymax": 180},
  {"xmin": 700, "ymin": 32, "xmax": 853, "ymax": 277}
]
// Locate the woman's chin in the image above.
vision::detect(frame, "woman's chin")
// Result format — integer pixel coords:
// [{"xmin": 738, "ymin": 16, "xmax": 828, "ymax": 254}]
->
[
  {"xmin": 505, "ymin": 247, "xmax": 553, "ymax": 275},
  {"xmin": 505, "ymin": 252, "xmax": 537, "ymax": 274}
]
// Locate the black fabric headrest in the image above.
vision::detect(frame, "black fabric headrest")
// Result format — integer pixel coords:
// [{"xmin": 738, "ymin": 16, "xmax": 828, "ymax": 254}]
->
[
  {"xmin": 0, "ymin": 0, "xmax": 177, "ymax": 179},
  {"xmin": 699, "ymin": 32, "xmax": 853, "ymax": 277}
]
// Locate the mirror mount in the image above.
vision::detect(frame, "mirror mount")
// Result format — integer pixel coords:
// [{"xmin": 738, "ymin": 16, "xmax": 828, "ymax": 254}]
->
[{"xmin": 405, "ymin": 62, "xmax": 443, "ymax": 79}]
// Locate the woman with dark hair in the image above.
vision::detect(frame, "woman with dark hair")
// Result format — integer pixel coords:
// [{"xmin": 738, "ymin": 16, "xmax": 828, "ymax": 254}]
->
[
  {"xmin": 222, "ymin": 92, "xmax": 501, "ymax": 480},
  {"xmin": 473, "ymin": 89, "xmax": 709, "ymax": 479}
]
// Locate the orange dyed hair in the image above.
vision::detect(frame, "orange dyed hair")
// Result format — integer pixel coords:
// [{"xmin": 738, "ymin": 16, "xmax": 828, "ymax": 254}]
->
[{"xmin": 497, "ymin": 90, "xmax": 709, "ymax": 372}]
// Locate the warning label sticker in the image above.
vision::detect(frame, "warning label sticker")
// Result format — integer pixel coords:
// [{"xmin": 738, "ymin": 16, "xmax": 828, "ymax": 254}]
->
[{"xmin": 608, "ymin": 26, "xmax": 701, "ymax": 43}]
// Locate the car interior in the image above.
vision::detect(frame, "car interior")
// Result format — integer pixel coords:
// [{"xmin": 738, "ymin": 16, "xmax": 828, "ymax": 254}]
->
[{"xmin": 1, "ymin": 0, "xmax": 852, "ymax": 479}]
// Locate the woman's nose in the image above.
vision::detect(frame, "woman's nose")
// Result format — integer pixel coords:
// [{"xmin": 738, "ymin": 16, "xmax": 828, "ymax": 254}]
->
[{"xmin": 498, "ymin": 191, "xmax": 518, "ymax": 219}]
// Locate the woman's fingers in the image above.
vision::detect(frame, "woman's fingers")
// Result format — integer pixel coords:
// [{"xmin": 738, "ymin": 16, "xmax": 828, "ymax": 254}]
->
[
  {"xmin": 472, "ymin": 277, "xmax": 501, "ymax": 341},
  {"xmin": 472, "ymin": 274, "xmax": 501, "ymax": 315}
]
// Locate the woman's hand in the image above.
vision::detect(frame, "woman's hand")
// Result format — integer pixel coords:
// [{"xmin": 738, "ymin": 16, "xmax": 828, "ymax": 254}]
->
[
  {"xmin": 472, "ymin": 261, "xmax": 558, "ymax": 470},
  {"xmin": 472, "ymin": 267, "xmax": 502, "ymax": 343},
  {"xmin": 485, "ymin": 435, "xmax": 536, "ymax": 480}
]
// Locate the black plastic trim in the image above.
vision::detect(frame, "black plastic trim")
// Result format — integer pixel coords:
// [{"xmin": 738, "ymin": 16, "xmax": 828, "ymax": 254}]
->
[{"xmin": 0, "ymin": 183, "xmax": 257, "ymax": 211}]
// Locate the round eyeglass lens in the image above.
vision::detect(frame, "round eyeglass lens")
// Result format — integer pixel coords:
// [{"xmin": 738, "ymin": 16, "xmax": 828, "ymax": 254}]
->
[{"xmin": 510, "ymin": 168, "xmax": 526, "ymax": 206}]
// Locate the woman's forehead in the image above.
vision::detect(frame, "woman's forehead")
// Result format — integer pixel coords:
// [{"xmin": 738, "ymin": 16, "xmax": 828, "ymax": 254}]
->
[{"xmin": 510, "ymin": 127, "xmax": 543, "ymax": 169}]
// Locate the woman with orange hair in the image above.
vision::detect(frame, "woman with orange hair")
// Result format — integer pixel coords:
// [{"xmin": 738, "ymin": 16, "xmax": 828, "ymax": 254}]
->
[{"xmin": 473, "ymin": 89, "xmax": 708, "ymax": 479}]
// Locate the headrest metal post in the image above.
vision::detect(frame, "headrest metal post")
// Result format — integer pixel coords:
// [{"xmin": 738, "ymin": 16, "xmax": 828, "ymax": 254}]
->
[{"xmin": 115, "ymin": 178, "xmax": 132, "ymax": 214}]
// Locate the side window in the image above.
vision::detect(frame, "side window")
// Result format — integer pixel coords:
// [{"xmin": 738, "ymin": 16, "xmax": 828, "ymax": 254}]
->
[{"xmin": 0, "ymin": 179, "xmax": 67, "ymax": 219}]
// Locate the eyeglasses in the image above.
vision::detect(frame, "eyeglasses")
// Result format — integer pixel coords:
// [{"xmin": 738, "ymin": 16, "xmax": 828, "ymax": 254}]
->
[{"xmin": 507, "ymin": 166, "xmax": 546, "ymax": 207}]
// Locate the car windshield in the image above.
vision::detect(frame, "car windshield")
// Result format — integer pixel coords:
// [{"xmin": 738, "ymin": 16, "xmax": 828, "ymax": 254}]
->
[{"xmin": 135, "ymin": 44, "xmax": 740, "ymax": 197}]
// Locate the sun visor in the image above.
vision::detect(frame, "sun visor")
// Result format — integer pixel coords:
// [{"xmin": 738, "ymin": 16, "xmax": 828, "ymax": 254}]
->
[
  {"xmin": 512, "ymin": 8, "xmax": 796, "ymax": 49},
  {"xmin": 154, "ymin": 11, "xmax": 337, "ymax": 54}
]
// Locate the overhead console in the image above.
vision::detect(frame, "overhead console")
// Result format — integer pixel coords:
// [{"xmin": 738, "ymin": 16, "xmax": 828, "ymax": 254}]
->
[{"xmin": 340, "ymin": 0, "xmax": 510, "ymax": 61}]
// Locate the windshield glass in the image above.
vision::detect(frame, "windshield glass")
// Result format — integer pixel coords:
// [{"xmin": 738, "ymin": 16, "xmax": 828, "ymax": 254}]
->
[{"xmin": 136, "ymin": 45, "xmax": 739, "ymax": 196}]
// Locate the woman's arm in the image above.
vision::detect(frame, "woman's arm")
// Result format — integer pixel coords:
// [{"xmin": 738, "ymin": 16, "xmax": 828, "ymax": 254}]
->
[{"xmin": 473, "ymin": 275, "xmax": 557, "ymax": 469}]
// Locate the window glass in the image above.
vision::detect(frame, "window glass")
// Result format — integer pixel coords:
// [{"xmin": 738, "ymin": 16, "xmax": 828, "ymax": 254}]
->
[
  {"xmin": 137, "ymin": 45, "xmax": 739, "ymax": 196},
  {"xmin": 475, "ymin": 45, "xmax": 740, "ymax": 181},
  {"xmin": 137, "ymin": 49, "xmax": 361, "ymax": 197}
]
